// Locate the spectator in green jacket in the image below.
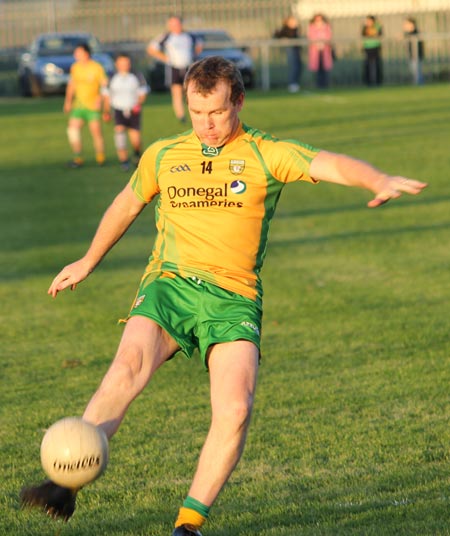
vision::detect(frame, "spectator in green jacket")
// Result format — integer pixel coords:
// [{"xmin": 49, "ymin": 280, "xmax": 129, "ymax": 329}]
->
[{"xmin": 362, "ymin": 15, "xmax": 383, "ymax": 86}]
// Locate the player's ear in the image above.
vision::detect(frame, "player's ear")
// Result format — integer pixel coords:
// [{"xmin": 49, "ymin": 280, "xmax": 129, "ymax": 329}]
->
[{"xmin": 236, "ymin": 93, "xmax": 245, "ymax": 111}]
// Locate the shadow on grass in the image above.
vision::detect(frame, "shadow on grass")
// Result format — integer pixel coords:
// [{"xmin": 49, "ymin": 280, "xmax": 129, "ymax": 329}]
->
[
  {"xmin": 2, "ymin": 217, "xmax": 448, "ymax": 283},
  {"xmin": 0, "ymin": 93, "xmax": 172, "ymax": 118},
  {"xmin": 258, "ymin": 106, "xmax": 450, "ymax": 138},
  {"xmin": 268, "ymin": 220, "xmax": 450, "ymax": 249},
  {"xmin": 275, "ymin": 192, "xmax": 450, "ymax": 219},
  {"xmin": 0, "ymin": 154, "xmax": 446, "ymax": 254}
]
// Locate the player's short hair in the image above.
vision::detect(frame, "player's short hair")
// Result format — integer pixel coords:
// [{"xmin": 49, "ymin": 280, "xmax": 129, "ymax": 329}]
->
[
  {"xmin": 184, "ymin": 56, "xmax": 245, "ymax": 105},
  {"xmin": 77, "ymin": 43, "xmax": 91, "ymax": 55},
  {"xmin": 169, "ymin": 14, "xmax": 183, "ymax": 23},
  {"xmin": 115, "ymin": 52, "xmax": 131, "ymax": 60}
]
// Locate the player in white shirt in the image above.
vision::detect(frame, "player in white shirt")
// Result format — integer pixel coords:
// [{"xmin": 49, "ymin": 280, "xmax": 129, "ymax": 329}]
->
[
  {"xmin": 147, "ymin": 15, "xmax": 202, "ymax": 122},
  {"xmin": 103, "ymin": 53, "xmax": 149, "ymax": 170}
]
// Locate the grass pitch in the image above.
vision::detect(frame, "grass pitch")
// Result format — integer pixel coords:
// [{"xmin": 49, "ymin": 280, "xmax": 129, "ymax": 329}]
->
[{"xmin": 1, "ymin": 85, "xmax": 449, "ymax": 535}]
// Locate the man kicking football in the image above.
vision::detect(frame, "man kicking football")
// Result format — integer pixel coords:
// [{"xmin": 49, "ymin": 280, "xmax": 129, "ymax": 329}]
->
[{"xmin": 21, "ymin": 56, "xmax": 427, "ymax": 535}]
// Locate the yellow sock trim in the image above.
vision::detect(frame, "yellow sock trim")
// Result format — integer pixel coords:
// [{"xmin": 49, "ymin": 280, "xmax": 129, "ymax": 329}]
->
[
  {"xmin": 175, "ymin": 507, "xmax": 206, "ymax": 529},
  {"xmin": 96, "ymin": 152, "xmax": 105, "ymax": 164}
]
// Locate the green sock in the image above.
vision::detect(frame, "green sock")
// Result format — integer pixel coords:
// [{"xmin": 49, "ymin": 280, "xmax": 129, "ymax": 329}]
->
[{"xmin": 183, "ymin": 496, "xmax": 210, "ymax": 518}]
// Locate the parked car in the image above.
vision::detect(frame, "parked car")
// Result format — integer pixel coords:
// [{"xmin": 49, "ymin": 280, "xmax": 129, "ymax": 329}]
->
[
  {"xmin": 18, "ymin": 32, "xmax": 115, "ymax": 97},
  {"xmin": 148, "ymin": 29, "xmax": 255, "ymax": 91}
]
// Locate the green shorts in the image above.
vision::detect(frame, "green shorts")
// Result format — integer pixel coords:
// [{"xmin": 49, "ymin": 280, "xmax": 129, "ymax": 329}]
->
[
  {"xmin": 70, "ymin": 107, "xmax": 101, "ymax": 122},
  {"xmin": 128, "ymin": 272, "xmax": 262, "ymax": 368}
]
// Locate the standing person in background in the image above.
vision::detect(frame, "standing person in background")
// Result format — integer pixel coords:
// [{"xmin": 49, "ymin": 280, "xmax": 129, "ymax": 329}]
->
[
  {"xmin": 103, "ymin": 53, "xmax": 150, "ymax": 171},
  {"xmin": 403, "ymin": 17, "xmax": 425, "ymax": 85},
  {"xmin": 64, "ymin": 43, "xmax": 109, "ymax": 168},
  {"xmin": 147, "ymin": 15, "xmax": 203, "ymax": 122},
  {"xmin": 362, "ymin": 15, "xmax": 383, "ymax": 87},
  {"xmin": 307, "ymin": 13, "xmax": 333, "ymax": 89},
  {"xmin": 273, "ymin": 15, "xmax": 303, "ymax": 93}
]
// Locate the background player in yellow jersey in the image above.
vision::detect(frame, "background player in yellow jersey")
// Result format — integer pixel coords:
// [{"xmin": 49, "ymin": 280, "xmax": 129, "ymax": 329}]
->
[
  {"xmin": 21, "ymin": 57, "xmax": 427, "ymax": 535},
  {"xmin": 64, "ymin": 43, "xmax": 108, "ymax": 168}
]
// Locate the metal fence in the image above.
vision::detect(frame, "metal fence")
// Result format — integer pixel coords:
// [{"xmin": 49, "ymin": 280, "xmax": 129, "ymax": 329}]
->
[
  {"xmin": 3, "ymin": 0, "xmax": 450, "ymax": 48},
  {"xmin": 1, "ymin": 1, "xmax": 450, "ymax": 95},
  {"xmin": 1, "ymin": 0, "xmax": 294, "ymax": 47},
  {"xmin": 261, "ymin": 33, "xmax": 450, "ymax": 89}
]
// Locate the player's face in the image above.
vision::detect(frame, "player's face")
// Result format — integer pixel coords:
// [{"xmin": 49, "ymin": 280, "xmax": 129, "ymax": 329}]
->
[
  {"xmin": 186, "ymin": 80, "xmax": 244, "ymax": 148},
  {"xmin": 73, "ymin": 46, "xmax": 90, "ymax": 62},
  {"xmin": 116, "ymin": 56, "xmax": 131, "ymax": 73},
  {"xmin": 168, "ymin": 17, "xmax": 183, "ymax": 34}
]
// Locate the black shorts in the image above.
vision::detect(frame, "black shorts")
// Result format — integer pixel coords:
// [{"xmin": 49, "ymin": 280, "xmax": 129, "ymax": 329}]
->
[
  {"xmin": 170, "ymin": 66, "xmax": 188, "ymax": 85},
  {"xmin": 114, "ymin": 109, "xmax": 141, "ymax": 130}
]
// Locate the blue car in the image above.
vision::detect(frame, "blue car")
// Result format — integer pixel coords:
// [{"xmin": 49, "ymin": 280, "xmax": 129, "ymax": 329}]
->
[
  {"xmin": 192, "ymin": 30, "xmax": 255, "ymax": 88},
  {"xmin": 18, "ymin": 32, "xmax": 115, "ymax": 97}
]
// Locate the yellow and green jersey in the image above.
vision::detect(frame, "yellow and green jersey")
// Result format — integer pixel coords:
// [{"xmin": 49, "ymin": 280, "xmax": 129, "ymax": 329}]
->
[
  {"xmin": 70, "ymin": 59, "xmax": 107, "ymax": 111},
  {"xmin": 130, "ymin": 123, "xmax": 320, "ymax": 303}
]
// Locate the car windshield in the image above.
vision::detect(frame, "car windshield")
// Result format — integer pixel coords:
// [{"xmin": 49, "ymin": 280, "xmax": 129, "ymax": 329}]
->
[
  {"xmin": 198, "ymin": 32, "xmax": 235, "ymax": 48},
  {"xmin": 37, "ymin": 36, "xmax": 100, "ymax": 56}
]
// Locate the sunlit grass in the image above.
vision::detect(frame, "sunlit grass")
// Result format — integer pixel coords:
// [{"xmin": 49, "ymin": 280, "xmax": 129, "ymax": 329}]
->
[{"xmin": 1, "ymin": 85, "xmax": 449, "ymax": 535}]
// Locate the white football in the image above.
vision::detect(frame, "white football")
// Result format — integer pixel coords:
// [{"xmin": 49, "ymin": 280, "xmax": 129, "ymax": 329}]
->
[{"xmin": 40, "ymin": 417, "xmax": 108, "ymax": 488}]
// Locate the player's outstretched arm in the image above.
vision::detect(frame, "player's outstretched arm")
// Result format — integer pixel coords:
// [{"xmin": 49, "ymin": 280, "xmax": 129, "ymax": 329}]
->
[
  {"xmin": 48, "ymin": 183, "xmax": 146, "ymax": 298},
  {"xmin": 309, "ymin": 150, "xmax": 428, "ymax": 207}
]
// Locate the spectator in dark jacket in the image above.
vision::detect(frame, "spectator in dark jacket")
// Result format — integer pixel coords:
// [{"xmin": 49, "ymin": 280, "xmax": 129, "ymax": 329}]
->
[
  {"xmin": 403, "ymin": 17, "xmax": 425, "ymax": 85},
  {"xmin": 274, "ymin": 15, "xmax": 303, "ymax": 93}
]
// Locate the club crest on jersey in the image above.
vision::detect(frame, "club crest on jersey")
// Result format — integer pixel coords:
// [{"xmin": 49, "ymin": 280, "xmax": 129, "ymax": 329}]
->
[
  {"xmin": 229, "ymin": 159, "xmax": 245, "ymax": 175},
  {"xmin": 202, "ymin": 146, "xmax": 220, "ymax": 157}
]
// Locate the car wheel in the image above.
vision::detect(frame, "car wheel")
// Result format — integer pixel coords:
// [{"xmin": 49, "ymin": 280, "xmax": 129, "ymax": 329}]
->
[
  {"xmin": 19, "ymin": 74, "xmax": 32, "ymax": 97},
  {"xmin": 30, "ymin": 75, "xmax": 43, "ymax": 97}
]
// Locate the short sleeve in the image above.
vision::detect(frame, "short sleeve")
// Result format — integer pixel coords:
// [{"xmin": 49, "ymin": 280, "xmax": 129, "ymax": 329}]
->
[
  {"xmin": 129, "ymin": 146, "xmax": 160, "ymax": 203},
  {"xmin": 267, "ymin": 139, "xmax": 320, "ymax": 184}
]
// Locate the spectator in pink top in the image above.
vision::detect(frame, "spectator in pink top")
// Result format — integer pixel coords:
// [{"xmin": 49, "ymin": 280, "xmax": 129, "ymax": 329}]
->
[{"xmin": 307, "ymin": 13, "xmax": 333, "ymax": 88}]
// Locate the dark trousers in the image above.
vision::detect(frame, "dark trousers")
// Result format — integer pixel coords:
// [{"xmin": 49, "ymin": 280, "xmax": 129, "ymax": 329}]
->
[
  {"xmin": 286, "ymin": 47, "xmax": 302, "ymax": 86},
  {"xmin": 363, "ymin": 47, "xmax": 383, "ymax": 86},
  {"xmin": 316, "ymin": 51, "xmax": 329, "ymax": 89}
]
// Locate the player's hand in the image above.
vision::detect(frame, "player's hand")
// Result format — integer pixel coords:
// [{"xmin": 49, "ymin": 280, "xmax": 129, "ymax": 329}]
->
[
  {"xmin": 102, "ymin": 111, "xmax": 111, "ymax": 122},
  {"xmin": 131, "ymin": 104, "xmax": 141, "ymax": 114},
  {"xmin": 368, "ymin": 176, "xmax": 428, "ymax": 208},
  {"xmin": 48, "ymin": 259, "xmax": 93, "ymax": 298}
]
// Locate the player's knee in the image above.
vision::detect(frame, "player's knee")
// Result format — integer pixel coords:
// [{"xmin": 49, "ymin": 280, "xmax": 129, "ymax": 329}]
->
[
  {"xmin": 214, "ymin": 397, "xmax": 254, "ymax": 430},
  {"xmin": 67, "ymin": 126, "xmax": 81, "ymax": 145},
  {"xmin": 114, "ymin": 130, "xmax": 128, "ymax": 151}
]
